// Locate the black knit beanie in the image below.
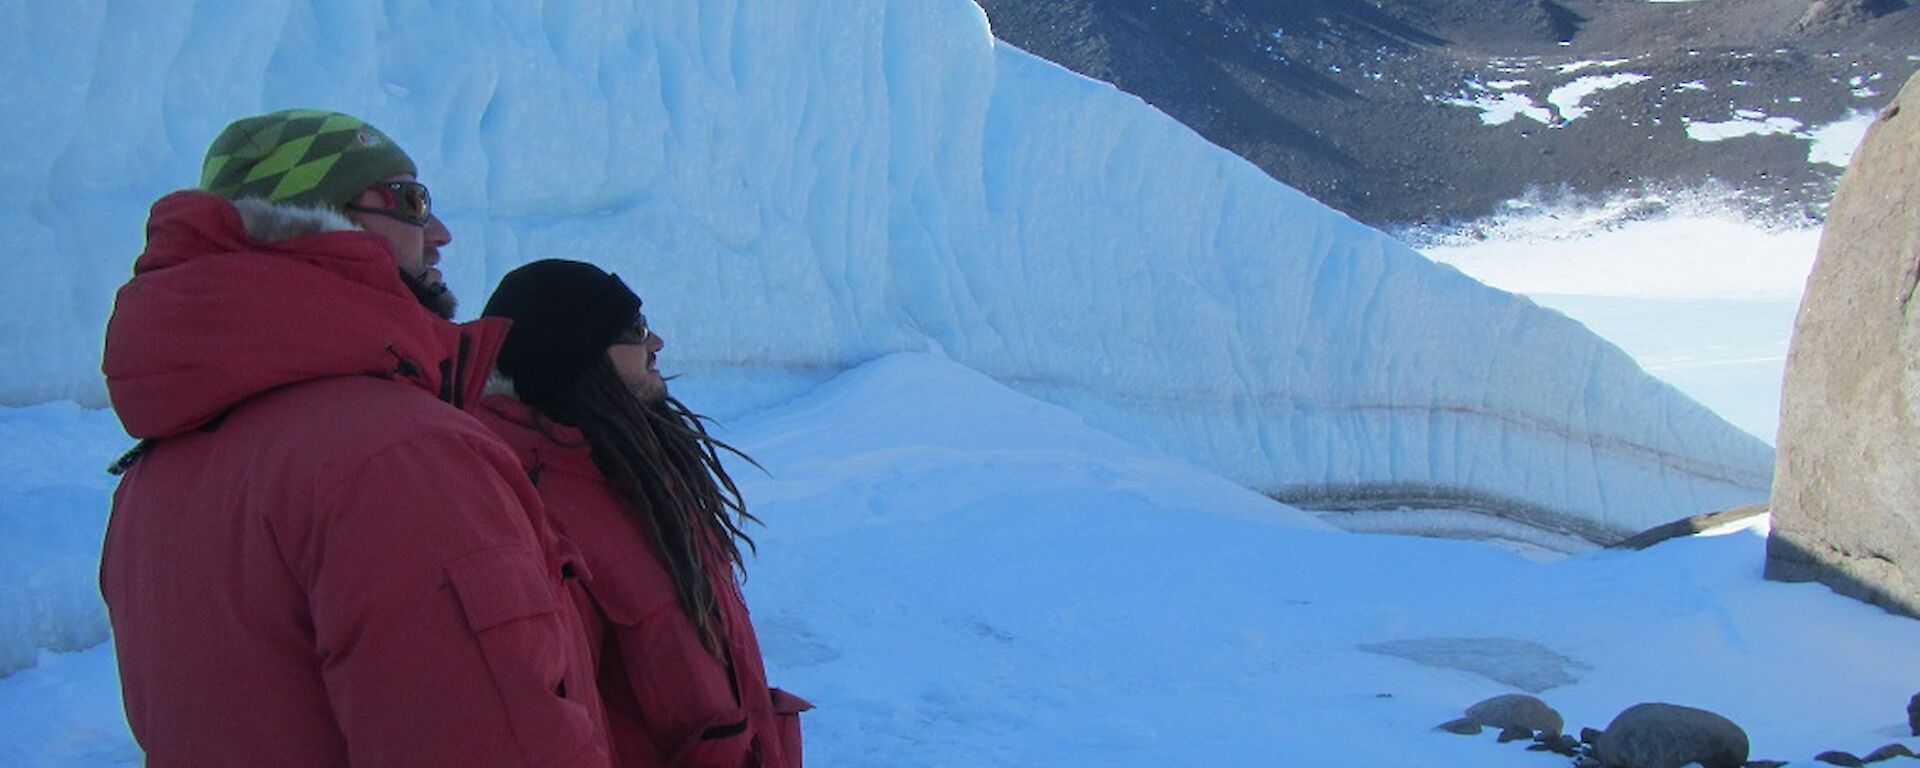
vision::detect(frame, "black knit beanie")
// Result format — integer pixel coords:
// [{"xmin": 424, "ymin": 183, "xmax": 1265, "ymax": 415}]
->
[{"xmin": 484, "ymin": 259, "xmax": 642, "ymax": 405}]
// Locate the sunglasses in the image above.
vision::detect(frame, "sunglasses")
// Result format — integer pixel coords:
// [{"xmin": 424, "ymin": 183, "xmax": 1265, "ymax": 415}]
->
[
  {"xmin": 345, "ymin": 180, "xmax": 433, "ymax": 227},
  {"xmin": 613, "ymin": 312, "xmax": 652, "ymax": 345}
]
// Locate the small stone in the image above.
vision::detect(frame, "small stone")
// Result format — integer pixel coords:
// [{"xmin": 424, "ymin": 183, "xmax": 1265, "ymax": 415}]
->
[
  {"xmin": 1436, "ymin": 717, "xmax": 1482, "ymax": 735},
  {"xmin": 1816, "ymin": 750, "xmax": 1866, "ymax": 767},
  {"xmin": 1865, "ymin": 743, "xmax": 1916, "ymax": 762},
  {"xmin": 1744, "ymin": 761, "xmax": 1789, "ymax": 768},
  {"xmin": 1594, "ymin": 702, "xmax": 1749, "ymax": 768},
  {"xmin": 1909, "ymin": 693, "xmax": 1919, "ymax": 737},
  {"xmin": 1581, "ymin": 727, "xmax": 1604, "ymax": 745},
  {"xmin": 1528, "ymin": 732, "xmax": 1583, "ymax": 756},
  {"xmin": 1466, "ymin": 693, "xmax": 1564, "ymax": 735},
  {"xmin": 1498, "ymin": 726, "xmax": 1533, "ymax": 743}
]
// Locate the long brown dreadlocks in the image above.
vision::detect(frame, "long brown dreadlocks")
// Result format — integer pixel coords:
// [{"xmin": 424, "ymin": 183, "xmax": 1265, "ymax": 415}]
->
[{"xmin": 532, "ymin": 355, "xmax": 760, "ymax": 656}]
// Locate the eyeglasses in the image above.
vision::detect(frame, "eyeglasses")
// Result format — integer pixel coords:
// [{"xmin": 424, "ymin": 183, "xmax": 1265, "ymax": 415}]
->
[
  {"xmin": 613, "ymin": 312, "xmax": 652, "ymax": 345},
  {"xmin": 344, "ymin": 181, "xmax": 433, "ymax": 227}
]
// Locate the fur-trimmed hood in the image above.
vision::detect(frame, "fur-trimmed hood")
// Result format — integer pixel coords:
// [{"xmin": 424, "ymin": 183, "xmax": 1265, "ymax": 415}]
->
[
  {"xmin": 231, "ymin": 196, "xmax": 361, "ymax": 242},
  {"xmin": 103, "ymin": 190, "xmax": 507, "ymax": 439}
]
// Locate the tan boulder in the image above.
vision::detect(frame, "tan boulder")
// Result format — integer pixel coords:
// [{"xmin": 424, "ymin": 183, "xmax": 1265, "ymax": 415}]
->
[{"xmin": 1767, "ymin": 71, "xmax": 1920, "ymax": 617}]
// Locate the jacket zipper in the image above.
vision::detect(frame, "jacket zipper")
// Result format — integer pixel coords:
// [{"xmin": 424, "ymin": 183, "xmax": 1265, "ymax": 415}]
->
[{"xmin": 439, "ymin": 334, "xmax": 473, "ymax": 408}]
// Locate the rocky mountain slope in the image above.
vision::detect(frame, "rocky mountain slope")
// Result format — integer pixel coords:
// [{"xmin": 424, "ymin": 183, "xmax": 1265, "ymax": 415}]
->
[{"xmin": 974, "ymin": 0, "xmax": 1919, "ymax": 229}]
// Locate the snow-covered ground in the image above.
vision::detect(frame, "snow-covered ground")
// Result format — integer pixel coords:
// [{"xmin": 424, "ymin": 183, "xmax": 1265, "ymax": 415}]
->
[
  {"xmin": 1437, "ymin": 56, "xmax": 1887, "ymax": 168},
  {"xmin": 6, "ymin": 344, "xmax": 1919, "ymax": 767}
]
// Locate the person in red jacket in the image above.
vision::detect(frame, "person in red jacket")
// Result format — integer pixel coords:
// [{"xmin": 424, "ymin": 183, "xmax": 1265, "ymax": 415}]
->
[
  {"xmin": 100, "ymin": 110, "xmax": 611, "ymax": 768},
  {"xmin": 477, "ymin": 259, "xmax": 810, "ymax": 768}
]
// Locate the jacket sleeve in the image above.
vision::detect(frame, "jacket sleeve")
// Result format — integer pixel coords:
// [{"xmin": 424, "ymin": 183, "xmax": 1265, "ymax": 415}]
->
[{"xmin": 289, "ymin": 432, "xmax": 608, "ymax": 768}]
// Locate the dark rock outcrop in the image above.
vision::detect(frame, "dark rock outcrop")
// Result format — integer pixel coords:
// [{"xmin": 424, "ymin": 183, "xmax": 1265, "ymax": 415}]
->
[
  {"xmin": 1795, "ymin": 0, "xmax": 1909, "ymax": 33},
  {"xmin": 1816, "ymin": 749, "xmax": 1867, "ymax": 766},
  {"xmin": 1533, "ymin": 731, "xmax": 1584, "ymax": 756},
  {"xmin": 1610, "ymin": 503, "xmax": 1769, "ymax": 551},
  {"xmin": 1593, "ymin": 702, "xmax": 1748, "ymax": 768},
  {"xmin": 974, "ymin": 0, "xmax": 1920, "ymax": 227}
]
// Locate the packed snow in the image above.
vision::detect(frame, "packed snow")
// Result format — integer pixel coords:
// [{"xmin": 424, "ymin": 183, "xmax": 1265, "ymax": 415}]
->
[
  {"xmin": 0, "ymin": 404, "xmax": 118, "ymax": 678},
  {"xmin": 1444, "ymin": 91, "xmax": 1556, "ymax": 126},
  {"xmin": 1678, "ymin": 108, "xmax": 1881, "ymax": 169},
  {"xmin": 1548, "ymin": 73, "xmax": 1653, "ymax": 121},
  {"xmin": 1441, "ymin": 70, "xmax": 1655, "ymax": 126},
  {"xmin": 1437, "ymin": 59, "xmax": 1890, "ymax": 170},
  {"xmin": 1806, "ymin": 109, "xmax": 1883, "ymax": 166},
  {"xmin": 1554, "ymin": 59, "xmax": 1632, "ymax": 75},
  {"xmin": 1686, "ymin": 112, "xmax": 1806, "ymax": 142},
  {"xmin": 6, "ymin": 354, "xmax": 1919, "ymax": 767},
  {"xmin": 4, "ymin": 0, "xmax": 1911, "ymax": 766}
]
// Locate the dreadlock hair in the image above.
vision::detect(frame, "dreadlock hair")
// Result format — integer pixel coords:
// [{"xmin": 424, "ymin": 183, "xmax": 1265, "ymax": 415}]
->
[{"xmin": 531, "ymin": 355, "xmax": 760, "ymax": 656}]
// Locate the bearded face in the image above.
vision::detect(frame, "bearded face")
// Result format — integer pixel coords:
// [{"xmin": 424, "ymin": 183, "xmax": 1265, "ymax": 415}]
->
[
  {"xmin": 400, "ymin": 268, "xmax": 457, "ymax": 320},
  {"xmin": 608, "ymin": 318, "xmax": 667, "ymax": 403}
]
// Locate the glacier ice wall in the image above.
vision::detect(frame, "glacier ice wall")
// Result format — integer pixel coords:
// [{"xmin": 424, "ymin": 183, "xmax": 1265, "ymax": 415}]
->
[{"xmin": 0, "ymin": 0, "xmax": 1771, "ymax": 535}]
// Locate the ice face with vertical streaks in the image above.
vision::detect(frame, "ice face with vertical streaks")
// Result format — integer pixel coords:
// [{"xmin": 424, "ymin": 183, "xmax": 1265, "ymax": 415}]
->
[{"xmin": 0, "ymin": 0, "xmax": 1770, "ymax": 541}]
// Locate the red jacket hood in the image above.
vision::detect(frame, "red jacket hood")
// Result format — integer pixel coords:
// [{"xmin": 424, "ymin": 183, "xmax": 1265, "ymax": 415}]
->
[{"xmin": 104, "ymin": 191, "xmax": 506, "ymax": 439}]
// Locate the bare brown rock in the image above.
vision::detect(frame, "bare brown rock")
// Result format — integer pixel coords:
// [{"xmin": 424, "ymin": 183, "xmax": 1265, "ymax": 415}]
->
[{"xmin": 1766, "ymin": 71, "xmax": 1920, "ymax": 619}]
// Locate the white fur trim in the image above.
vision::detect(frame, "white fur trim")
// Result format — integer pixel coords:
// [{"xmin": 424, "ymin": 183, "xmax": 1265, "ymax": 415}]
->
[
  {"xmin": 232, "ymin": 197, "xmax": 362, "ymax": 243},
  {"xmin": 483, "ymin": 370, "xmax": 521, "ymax": 399}
]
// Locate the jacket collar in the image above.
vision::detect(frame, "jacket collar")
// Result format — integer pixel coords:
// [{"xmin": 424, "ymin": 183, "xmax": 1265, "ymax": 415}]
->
[{"xmin": 477, "ymin": 394, "xmax": 601, "ymax": 480}]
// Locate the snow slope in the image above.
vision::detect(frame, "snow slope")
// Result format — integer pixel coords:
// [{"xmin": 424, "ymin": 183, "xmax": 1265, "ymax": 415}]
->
[
  {"xmin": 5, "ymin": 355, "xmax": 1917, "ymax": 767},
  {"xmin": 1, "ymin": 0, "xmax": 1770, "ymax": 538},
  {"xmin": 0, "ymin": 403, "xmax": 118, "ymax": 680}
]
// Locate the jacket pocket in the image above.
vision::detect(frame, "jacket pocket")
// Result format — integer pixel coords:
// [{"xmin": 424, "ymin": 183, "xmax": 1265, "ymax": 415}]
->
[
  {"xmin": 446, "ymin": 547, "xmax": 598, "ymax": 766},
  {"xmin": 666, "ymin": 706, "xmax": 755, "ymax": 767},
  {"xmin": 770, "ymin": 688, "xmax": 813, "ymax": 768},
  {"xmin": 579, "ymin": 549, "xmax": 679, "ymax": 626}
]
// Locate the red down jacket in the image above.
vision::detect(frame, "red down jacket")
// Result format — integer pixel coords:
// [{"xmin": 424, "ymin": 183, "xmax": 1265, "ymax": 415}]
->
[
  {"xmin": 476, "ymin": 395, "xmax": 810, "ymax": 768},
  {"xmin": 99, "ymin": 191, "xmax": 611, "ymax": 768}
]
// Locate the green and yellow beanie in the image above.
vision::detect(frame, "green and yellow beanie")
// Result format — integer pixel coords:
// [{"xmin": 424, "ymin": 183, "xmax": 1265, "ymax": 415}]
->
[{"xmin": 199, "ymin": 109, "xmax": 417, "ymax": 210}]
